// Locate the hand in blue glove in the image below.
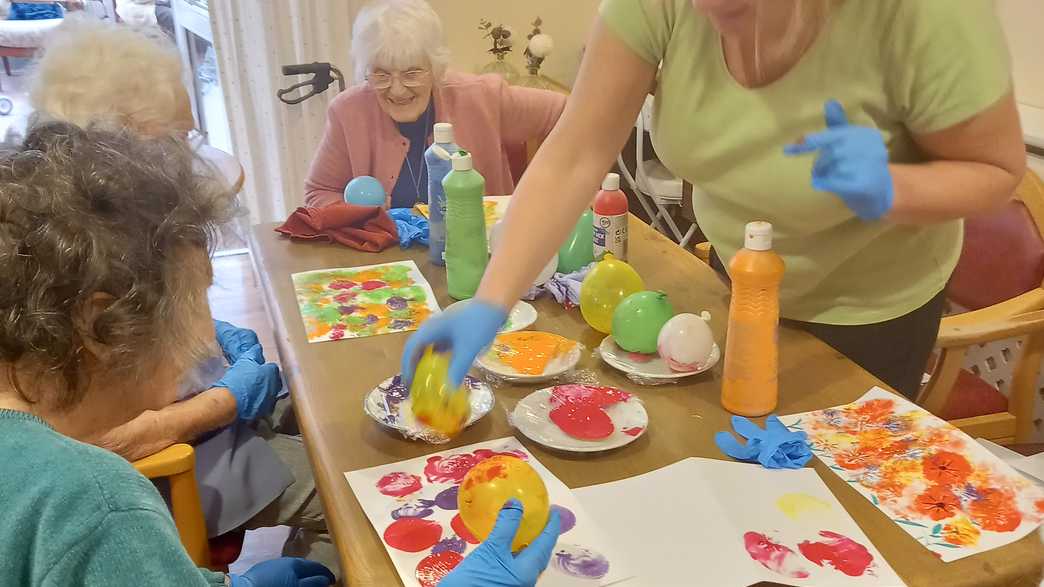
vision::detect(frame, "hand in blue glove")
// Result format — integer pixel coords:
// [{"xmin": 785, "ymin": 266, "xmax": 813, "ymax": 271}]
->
[
  {"xmin": 440, "ymin": 499, "xmax": 561, "ymax": 587},
  {"xmin": 714, "ymin": 415, "xmax": 812, "ymax": 470},
  {"xmin": 784, "ymin": 100, "xmax": 894, "ymax": 221},
  {"xmin": 230, "ymin": 557, "xmax": 335, "ymax": 587},
  {"xmin": 211, "ymin": 342, "xmax": 281, "ymax": 422},
  {"xmin": 401, "ymin": 298, "xmax": 507, "ymax": 388},
  {"xmin": 214, "ymin": 320, "xmax": 263, "ymax": 364}
]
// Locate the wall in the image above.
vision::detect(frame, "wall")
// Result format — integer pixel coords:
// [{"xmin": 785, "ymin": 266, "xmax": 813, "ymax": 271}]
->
[
  {"xmin": 997, "ymin": 0, "xmax": 1043, "ymax": 110},
  {"xmin": 426, "ymin": 0, "xmax": 600, "ymax": 87}
]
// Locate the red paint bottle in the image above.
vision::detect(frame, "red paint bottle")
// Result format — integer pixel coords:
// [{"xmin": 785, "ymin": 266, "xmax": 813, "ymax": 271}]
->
[{"xmin": 593, "ymin": 173, "xmax": 628, "ymax": 261}]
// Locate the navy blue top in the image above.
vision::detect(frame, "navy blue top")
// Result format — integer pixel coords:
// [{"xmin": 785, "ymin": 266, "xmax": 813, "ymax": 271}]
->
[{"xmin": 390, "ymin": 99, "xmax": 435, "ymax": 209}]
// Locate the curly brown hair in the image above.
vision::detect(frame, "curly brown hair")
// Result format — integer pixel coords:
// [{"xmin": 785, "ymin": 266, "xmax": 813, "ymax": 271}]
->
[{"xmin": 0, "ymin": 122, "xmax": 235, "ymax": 409}]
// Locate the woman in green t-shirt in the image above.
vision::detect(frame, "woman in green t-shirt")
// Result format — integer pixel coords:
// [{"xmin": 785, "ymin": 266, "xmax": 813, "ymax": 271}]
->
[{"xmin": 404, "ymin": 0, "xmax": 1025, "ymax": 400}]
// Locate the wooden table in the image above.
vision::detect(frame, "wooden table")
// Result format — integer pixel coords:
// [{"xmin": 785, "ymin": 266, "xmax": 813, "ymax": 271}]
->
[{"xmin": 250, "ymin": 217, "xmax": 1043, "ymax": 587}]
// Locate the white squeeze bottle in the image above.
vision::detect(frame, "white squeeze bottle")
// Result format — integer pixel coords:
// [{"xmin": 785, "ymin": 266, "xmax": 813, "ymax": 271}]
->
[
  {"xmin": 593, "ymin": 172, "xmax": 628, "ymax": 261},
  {"xmin": 425, "ymin": 123, "xmax": 459, "ymax": 266}
]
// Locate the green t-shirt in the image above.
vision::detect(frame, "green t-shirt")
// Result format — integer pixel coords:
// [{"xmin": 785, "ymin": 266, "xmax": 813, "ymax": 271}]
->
[
  {"xmin": 0, "ymin": 410, "xmax": 226, "ymax": 586},
  {"xmin": 601, "ymin": 0, "xmax": 1011, "ymax": 324}
]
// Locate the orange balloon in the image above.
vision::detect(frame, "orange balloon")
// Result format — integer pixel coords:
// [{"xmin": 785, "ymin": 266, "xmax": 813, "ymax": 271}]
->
[
  {"xmin": 410, "ymin": 348, "xmax": 470, "ymax": 438},
  {"xmin": 458, "ymin": 455, "xmax": 550, "ymax": 552}
]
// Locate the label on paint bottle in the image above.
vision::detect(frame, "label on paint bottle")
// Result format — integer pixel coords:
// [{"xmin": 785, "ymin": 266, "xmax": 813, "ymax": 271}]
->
[{"xmin": 593, "ymin": 212, "xmax": 628, "ymax": 260}]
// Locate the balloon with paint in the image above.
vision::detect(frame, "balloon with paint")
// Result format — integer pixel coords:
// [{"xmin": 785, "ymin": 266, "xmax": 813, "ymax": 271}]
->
[
  {"xmin": 611, "ymin": 291, "xmax": 674, "ymax": 353},
  {"xmin": 657, "ymin": 311, "xmax": 715, "ymax": 372},
  {"xmin": 457, "ymin": 455, "xmax": 550, "ymax": 552},
  {"xmin": 409, "ymin": 348, "xmax": 471, "ymax": 438},
  {"xmin": 558, "ymin": 208, "xmax": 595, "ymax": 273},
  {"xmin": 344, "ymin": 175, "xmax": 386, "ymax": 206},
  {"xmin": 579, "ymin": 254, "xmax": 644, "ymax": 334}
]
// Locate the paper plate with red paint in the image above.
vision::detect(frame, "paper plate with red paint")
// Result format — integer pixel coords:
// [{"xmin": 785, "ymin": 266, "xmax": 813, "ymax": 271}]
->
[
  {"xmin": 510, "ymin": 385, "xmax": 648, "ymax": 452},
  {"xmin": 599, "ymin": 335, "xmax": 719, "ymax": 381}
]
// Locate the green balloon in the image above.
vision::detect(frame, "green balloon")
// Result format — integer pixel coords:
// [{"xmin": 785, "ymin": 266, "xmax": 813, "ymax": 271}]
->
[
  {"xmin": 612, "ymin": 291, "xmax": 675, "ymax": 353},
  {"xmin": 558, "ymin": 209, "xmax": 595, "ymax": 273}
]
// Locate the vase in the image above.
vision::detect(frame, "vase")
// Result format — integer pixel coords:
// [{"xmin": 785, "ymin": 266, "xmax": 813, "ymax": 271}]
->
[
  {"xmin": 514, "ymin": 67, "xmax": 552, "ymax": 90},
  {"xmin": 479, "ymin": 53, "xmax": 520, "ymax": 82}
]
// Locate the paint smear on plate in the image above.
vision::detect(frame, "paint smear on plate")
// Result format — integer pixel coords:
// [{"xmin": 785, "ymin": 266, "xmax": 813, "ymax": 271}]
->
[
  {"xmin": 776, "ymin": 493, "xmax": 831, "ymax": 521},
  {"xmin": 622, "ymin": 426, "xmax": 644, "ymax": 437},
  {"xmin": 798, "ymin": 531, "xmax": 874, "ymax": 577},
  {"xmin": 383, "ymin": 518, "xmax": 443, "ymax": 553},
  {"xmin": 551, "ymin": 504, "xmax": 577, "ymax": 534},
  {"xmin": 743, "ymin": 531, "xmax": 810, "ymax": 579},
  {"xmin": 416, "ymin": 551, "xmax": 464, "ymax": 587},
  {"xmin": 376, "ymin": 472, "xmax": 422, "ymax": 497},
  {"xmin": 550, "ymin": 384, "xmax": 632, "ymax": 408},
  {"xmin": 488, "ymin": 331, "xmax": 577, "ymax": 375},
  {"xmin": 550, "ymin": 402, "xmax": 615, "ymax": 440},
  {"xmin": 552, "ymin": 543, "xmax": 610, "ymax": 579}
]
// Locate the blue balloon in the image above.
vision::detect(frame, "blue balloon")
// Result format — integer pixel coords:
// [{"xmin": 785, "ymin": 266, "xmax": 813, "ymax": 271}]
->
[{"xmin": 344, "ymin": 176, "xmax": 386, "ymax": 207}]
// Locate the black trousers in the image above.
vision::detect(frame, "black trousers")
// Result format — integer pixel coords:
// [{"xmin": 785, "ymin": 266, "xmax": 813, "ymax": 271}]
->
[{"xmin": 710, "ymin": 252, "xmax": 945, "ymax": 400}]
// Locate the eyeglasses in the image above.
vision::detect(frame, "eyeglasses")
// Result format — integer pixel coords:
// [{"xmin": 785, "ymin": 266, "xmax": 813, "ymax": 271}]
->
[{"xmin": 366, "ymin": 69, "xmax": 431, "ymax": 90}]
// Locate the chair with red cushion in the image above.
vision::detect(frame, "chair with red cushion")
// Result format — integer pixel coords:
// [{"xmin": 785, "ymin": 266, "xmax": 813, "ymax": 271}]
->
[{"xmin": 919, "ymin": 170, "xmax": 1044, "ymax": 444}]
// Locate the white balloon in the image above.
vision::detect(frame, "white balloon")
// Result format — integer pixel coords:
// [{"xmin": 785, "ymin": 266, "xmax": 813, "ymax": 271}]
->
[
  {"xmin": 490, "ymin": 220, "xmax": 558, "ymax": 287},
  {"xmin": 657, "ymin": 312, "xmax": 715, "ymax": 373}
]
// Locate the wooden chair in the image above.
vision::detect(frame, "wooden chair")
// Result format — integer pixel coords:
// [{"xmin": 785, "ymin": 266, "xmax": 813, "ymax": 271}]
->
[{"xmin": 132, "ymin": 443, "xmax": 211, "ymax": 566}]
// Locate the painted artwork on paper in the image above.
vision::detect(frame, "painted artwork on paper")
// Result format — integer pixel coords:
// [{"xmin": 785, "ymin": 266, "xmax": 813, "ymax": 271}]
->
[
  {"xmin": 416, "ymin": 196, "xmax": 508, "ymax": 230},
  {"xmin": 345, "ymin": 437, "xmax": 632, "ymax": 587},
  {"xmin": 292, "ymin": 261, "xmax": 440, "ymax": 343},
  {"xmin": 780, "ymin": 387, "xmax": 1044, "ymax": 562}
]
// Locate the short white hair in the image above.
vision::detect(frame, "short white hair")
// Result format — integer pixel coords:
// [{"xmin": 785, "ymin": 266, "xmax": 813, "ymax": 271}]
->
[
  {"xmin": 351, "ymin": 0, "xmax": 450, "ymax": 84},
  {"xmin": 30, "ymin": 17, "xmax": 193, "ymax": 137}
]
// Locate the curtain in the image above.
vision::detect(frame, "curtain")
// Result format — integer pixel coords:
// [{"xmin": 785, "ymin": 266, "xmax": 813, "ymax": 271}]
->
[{"xmin": 209, "ymin": 0, "xmax": 358, "ymax": 226}]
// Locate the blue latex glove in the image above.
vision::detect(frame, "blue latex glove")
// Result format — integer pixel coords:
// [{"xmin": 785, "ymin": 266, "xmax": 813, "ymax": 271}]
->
[
  {"xmin": 784, "ymin": 100, "xmax": 894, "ymax": 221},
  {"xmin": 230, "ymin": 557, "xmax": 335, "ymax": 587},
  {"xmin": 214, "ymin": 320, "xmax": 262, "ymax": 364},
  {"xmin": 388, "ymin": 208, "xmax": 429, "ymax": 248},
  {"xmin": 211, "ymin": 343, "xmax": 281, "ymax": 422},
  {"xmin": 440, "ymin": 499, "xmax": 561, "ymax": 587},
  {"xmin": 402, "ymin": 298, "xmax": 507, "ymax": 389},
  {"xmin": 714, "ymin": 415, "xmax": 812, "ymax": 469}
]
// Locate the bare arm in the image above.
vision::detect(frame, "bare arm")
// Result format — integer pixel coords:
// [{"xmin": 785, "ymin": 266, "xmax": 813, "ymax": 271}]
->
[
  {"xmin": 887, "ymin": 93, "xmax": 1026, "ymax": 224},
  {"xmin": 476, "ymin": 19, "xmax": 656, "ymax": 309},
  {"xmin": 90, "ymin": 388, "xmax": 237, "ymax": 462}
]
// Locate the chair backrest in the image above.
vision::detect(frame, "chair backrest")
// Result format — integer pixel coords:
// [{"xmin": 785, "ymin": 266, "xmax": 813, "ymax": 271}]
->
[{"xmin": 949, "ymin": 170, "xmax": 1044, "ymax": 310}]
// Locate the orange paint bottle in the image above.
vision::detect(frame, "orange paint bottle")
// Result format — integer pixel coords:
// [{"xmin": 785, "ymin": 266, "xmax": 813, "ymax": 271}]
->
[{"xmin": 721, "ymin": 221, "xmax": 785, "ymax": 417}]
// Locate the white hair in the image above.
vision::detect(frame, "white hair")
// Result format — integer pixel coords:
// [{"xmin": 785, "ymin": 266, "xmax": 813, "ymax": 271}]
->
[
  {"xmin": 30, "ymin": 16, "xmax": 192, "ymax": 137},
  {"xmin": 351, "ymin": 0, "xmax": 451, "ymax": 84}
]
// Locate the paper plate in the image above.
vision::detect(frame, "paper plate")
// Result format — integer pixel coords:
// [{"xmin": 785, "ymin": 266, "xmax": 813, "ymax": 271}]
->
[
  {"xmin": 476, "ymin": 331, "xmax": 583, "ymax": 382},
  {"xmin": 363, "ymin": 374, "xmax": 494, "ymax": 443},
  {"xmin": 512, "ymin": 386, "xmax": 648, "ymax": 452},
  {"xmin": 599, "ymin": 335, "xmax": 720, "ymax": 380},
  {"xmin": 445, "ymin": 299, "xmax": 537, "ymax": 333}
]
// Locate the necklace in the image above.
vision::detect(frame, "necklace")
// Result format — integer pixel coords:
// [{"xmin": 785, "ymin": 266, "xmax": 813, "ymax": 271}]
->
[{"xmin": 403, "ymin": 105, "xmax": 432, "ymax": 205}]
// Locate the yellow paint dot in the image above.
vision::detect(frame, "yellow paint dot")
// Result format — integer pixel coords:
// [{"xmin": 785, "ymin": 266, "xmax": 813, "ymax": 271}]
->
[{"xmin": 776, "ymin": 493, "xmax": 831, "ymax": 521}]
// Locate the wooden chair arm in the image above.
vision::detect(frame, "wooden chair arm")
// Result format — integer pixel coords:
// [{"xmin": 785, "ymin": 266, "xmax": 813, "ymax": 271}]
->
[
  {"xmin": 943, "ymin": 288, "xmax": 1044, "ymax": 327},
  {"xmin": 693, "ymin": 241, "xmax": 712, "ymax": 263},
  {"xmin": 937, "ymin": 310, "xmax": 1044, "ymax": 348},
  {"xmin": 132, "ymin": 443, "xmax": 196, "ymax": 479}
]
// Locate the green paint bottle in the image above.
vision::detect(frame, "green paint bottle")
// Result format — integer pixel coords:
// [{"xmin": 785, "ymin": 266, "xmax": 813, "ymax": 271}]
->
[{"xmin": 443, "ymin": 150, "xmax": 489, "ymax": 300}]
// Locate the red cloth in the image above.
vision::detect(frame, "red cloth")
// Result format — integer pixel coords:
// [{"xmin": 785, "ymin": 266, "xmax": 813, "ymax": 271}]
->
[{"xmin": 275, "ymin": 203, "xmax": 398, "ymax": 252}]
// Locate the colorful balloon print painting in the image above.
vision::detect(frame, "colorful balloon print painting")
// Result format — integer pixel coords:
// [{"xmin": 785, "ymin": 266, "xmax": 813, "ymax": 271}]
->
[
  {"xmin": 291, "ymin": 261, "xmax": 440, "ymax": 343},
  {"xmin": 780, "ymin": 387, "xmax": 1044, "ymax": 562},
  {"xmin": 345, "ymin": 438, "xmax": 632, "ymax": 586}
]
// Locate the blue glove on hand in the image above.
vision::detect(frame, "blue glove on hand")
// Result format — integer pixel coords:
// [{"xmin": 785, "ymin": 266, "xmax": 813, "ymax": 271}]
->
[
  {"xmin": 784, "ymin": 100, "xmax": 894, "ymax": 221},
  {"xmin": 401, "ymin": 298, "xmax": 507, "ymax": 389},
  {"xmin": 214, "ymin": 320, "xmax": 263, "ymax": 363},
  {"xmin": 212, "ymin": 342, "xmax": 281, "ymax": 422},
  {"xmin": 714, "ymin": 415, "xmax": 812, "ymax": 469},
  {"xmin": 230, "ymin": 557, "xmax": 335, "ymax": 587},
  {"xmin": 440, "ymin": 499, "xmax": 561, "ymax": 587}
]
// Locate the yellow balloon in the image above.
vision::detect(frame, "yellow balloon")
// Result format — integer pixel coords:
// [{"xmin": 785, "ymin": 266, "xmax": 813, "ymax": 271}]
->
[
  {"xmin": 580, "ymin": 254, "xmax": 645, "ymax": 333},
  {"xmin": 458, "ymin": 455, "xmax": 550, "ymax": 552},
  {"xmin": 409, "ymin": 348, "xmax": 471, "ymax": 438}
]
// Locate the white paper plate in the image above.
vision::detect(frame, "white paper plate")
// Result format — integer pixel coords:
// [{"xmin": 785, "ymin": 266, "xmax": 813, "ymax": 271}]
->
[
  {"xmin": 512, "ymin": 386, "xmax": 648, "ymax": 452},
  {"xmin": 599, "ymin": 335, "xmax": 720, "ymax": 380},
  {"xmin": 476, "ymin": 332, "xmax": 583, "ymax": 382},
  {"xmin": 445, "ymin": 299, "xmax": 537, "ymax": 333},
  {"xmin": 363, "ymin": 374, "xmax": 494, "ymax": 443}
]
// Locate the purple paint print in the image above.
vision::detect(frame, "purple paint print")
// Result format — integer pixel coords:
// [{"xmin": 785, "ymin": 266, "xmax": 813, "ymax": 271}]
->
[
  {"xmin": 382, "ymin": 376, "xmax": 409, "ymax": 403},
  {"xmin": 552, "ymin": 543, "xmax": 610, "ymax": 580},
  {"xmin": 390, "ymin": 319, "xmax": 414, "ymax": 330},
  {"xmin": 435, "ymin": 485, "xmax": 459, "ymax": 510},
  {"xmin": 387, "ymin": 296, "xmax": 409, "ymax": 310},
  {"xmin": 365, "ymin": 314, "xmax": 380, "ymax": 325},
  {"xmin": 550, "ymin": 505, "xmax": 576, "ymax": 534},
  {"xmin": 431, "ymin": 535, "xmax": 467, "ymax": 555},
  {"xmin": 391, "ymin": 499, "xmax": 436, "ymax": 520},
  {"xmin": 338, "ymin": 305, "xmax": 358, "ymax": 315}
]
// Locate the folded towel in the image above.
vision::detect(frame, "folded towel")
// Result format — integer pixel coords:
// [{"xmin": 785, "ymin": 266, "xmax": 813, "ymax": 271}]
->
[{"xmin": 275, "ymin": 203, "xmax": 398, "ymax": 252}]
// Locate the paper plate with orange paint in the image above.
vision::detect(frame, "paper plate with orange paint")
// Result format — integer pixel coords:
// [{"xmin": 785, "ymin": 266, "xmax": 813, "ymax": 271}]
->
[{"xmin": 476, "ymin": 331, "xmax": 582, "ymax": 382}]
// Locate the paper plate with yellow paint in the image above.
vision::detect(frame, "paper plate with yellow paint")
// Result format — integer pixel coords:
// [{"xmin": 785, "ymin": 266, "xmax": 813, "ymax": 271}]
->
[{"xmin": 477, "ymin": 331, "xmax": 582, "ymax": 382}]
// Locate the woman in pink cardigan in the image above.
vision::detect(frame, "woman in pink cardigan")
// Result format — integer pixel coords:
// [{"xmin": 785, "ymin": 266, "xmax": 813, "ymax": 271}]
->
[{"xmin": 304, "ymin": 0, "xmax": 566, "ymax": 209}]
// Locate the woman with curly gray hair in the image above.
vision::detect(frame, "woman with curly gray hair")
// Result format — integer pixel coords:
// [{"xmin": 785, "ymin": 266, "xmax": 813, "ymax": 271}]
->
[{"xmin": 0, "ymin": 122, "xmax": 334, "ymax": 587}]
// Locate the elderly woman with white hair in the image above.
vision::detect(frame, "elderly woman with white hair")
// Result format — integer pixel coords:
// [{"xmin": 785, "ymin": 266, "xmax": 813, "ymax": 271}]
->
[{"xmin": 304, "ymin": 0, "xmax": 566, "ymax": 209}]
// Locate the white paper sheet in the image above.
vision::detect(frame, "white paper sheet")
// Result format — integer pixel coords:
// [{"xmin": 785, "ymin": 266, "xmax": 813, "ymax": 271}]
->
[
  {"xmin": 575, "ymin": 458, "xmax": 905, "ymax": 587},
  {"xmin": 977, "ymin": 439, "xmax": 1044, "ymax": 485},
  {"xmin": 346, "ymin": 437, "xmax": 633, "ymax": 587}
]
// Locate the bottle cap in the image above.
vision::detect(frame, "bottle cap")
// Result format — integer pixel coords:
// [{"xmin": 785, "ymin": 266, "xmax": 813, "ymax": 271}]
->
[
  {"xmin": 744, "ymin": 221, "xmax": 773, "ymax": 251},
  {"xmin": 601, "ymin": 173, "xmax": 620, "ymax": 191},
  {"xmin": 433, "ymin": 122, "xmax": 454, "ymax": 144},
  {"xmin": 450, "ymin": 151, "xmax": 473, "ymax": 172}
]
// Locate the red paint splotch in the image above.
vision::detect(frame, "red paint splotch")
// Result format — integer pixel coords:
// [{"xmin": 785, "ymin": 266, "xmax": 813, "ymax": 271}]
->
[
  {"xmin": 416, "ymin": 551, "xmax": 464, "ymax": 587},
  {"xmin": 550, "ymin": 385, "xmax": 632, "ymax": 409},
  {"xmin": 376, "ymin": 472, "xmax": 422, "ymax": 497},
  {"xmin": 451, "ymin": 513, "xmax": 479, "ymax": 544},
  {"xmin": 1035, "ymin": 499, "xmax": 1044, "ymax": 514},
  {"xmin": 798, "ymin": 531, "xmax": 874, "ymax": 577},
  {"xmin": 424, "ymin": 453, "xmax": 479, "ymax": 484},
  {"xmin": 383, "ymin": 518, "xmax": 443, "ymax": 553},
  {"xmin": 550, "ymin": 403, "xmax": 615, "ymax": 440},
  {"xmin": 361, "ymin": 280, "xmax": 387, "ymax": 290},
  {"xmin": 743, "ymin": 532, "xmax": 810, "ymax": 579},
  {"xmin": 622, "ymin": 426, "xmax": 644, "ymax": 437}
]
